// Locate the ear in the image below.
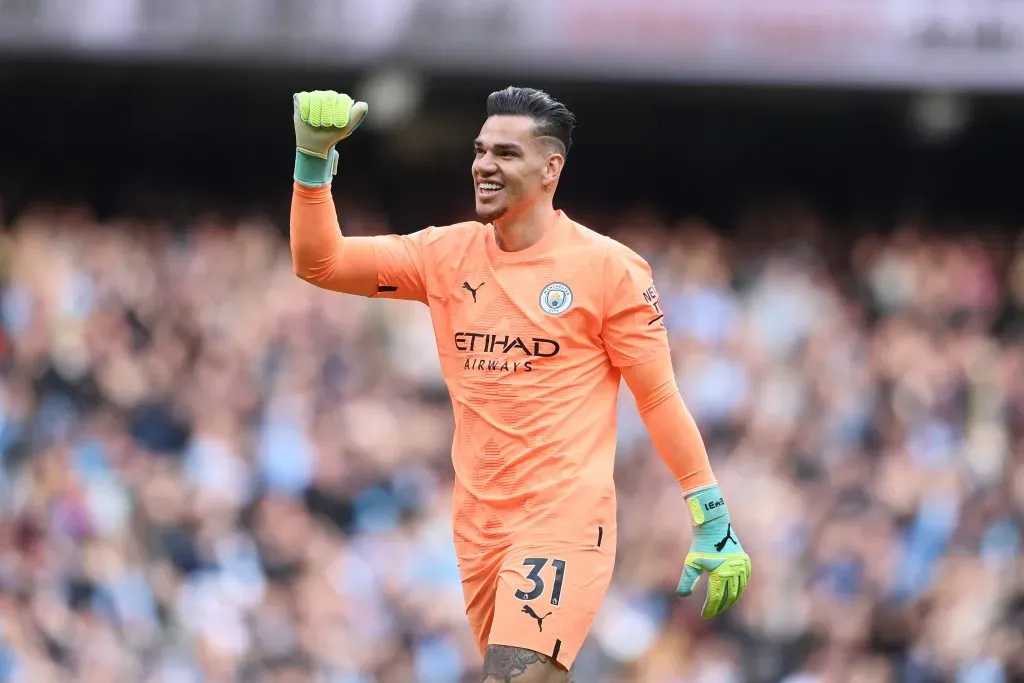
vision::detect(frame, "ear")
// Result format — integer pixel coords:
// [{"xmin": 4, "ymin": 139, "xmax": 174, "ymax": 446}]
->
[{"xmin": 542, "ymin": 153, "xmax": 565, "ymax": 191}]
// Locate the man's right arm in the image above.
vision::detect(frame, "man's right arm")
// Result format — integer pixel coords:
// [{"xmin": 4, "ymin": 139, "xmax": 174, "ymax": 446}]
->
[
  {"xmin": 290, "ymin": 182, "xmax": 378, "ymax": 296},
  {"xmin": 290, "ymin": 183, "xmax": 431, "ymax": 303},
  {"xmin": 289, "ymin": 90, "xmax": 429, "ymax": 303}
]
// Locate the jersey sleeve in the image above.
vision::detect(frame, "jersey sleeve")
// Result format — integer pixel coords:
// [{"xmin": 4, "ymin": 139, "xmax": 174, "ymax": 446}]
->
[
  {"xmin": 290, "ymin": 182, "xmax": 433, "ymax": 304},
  {"xmin": 620, "ymin": 354, "xmax": 715, "ymax": 493},
  {"xmin": 601, "ymin": 247, "xmax": 670, "ymax": 368},
  {"xmin": 348, "ymin": 229, "xmax": 433, "ymax": 304}
]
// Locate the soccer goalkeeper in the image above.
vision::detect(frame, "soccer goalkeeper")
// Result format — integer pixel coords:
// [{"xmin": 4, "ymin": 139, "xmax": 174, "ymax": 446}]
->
[{"xmin": 289, "ymin": 87, "xmax": 751, "ymax": 683}]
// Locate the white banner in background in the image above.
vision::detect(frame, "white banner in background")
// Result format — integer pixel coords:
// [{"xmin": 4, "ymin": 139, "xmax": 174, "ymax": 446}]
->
[
  {"xmin": 410, "ymin": 0, "xmax": 1024, "ymax": 89},
  {"xmin": 534, "ymin": 0, "xmax": 1024, "ymax": 87},
  {"xmin": 1, "ymin": 0, "xmax": 1024, "ymax": 90}
]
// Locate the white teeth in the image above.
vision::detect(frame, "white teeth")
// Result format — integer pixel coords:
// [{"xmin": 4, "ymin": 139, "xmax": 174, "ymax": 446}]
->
[{"xmin": 479, "ymin": 183, "xmax": 502, "ymax": 191}]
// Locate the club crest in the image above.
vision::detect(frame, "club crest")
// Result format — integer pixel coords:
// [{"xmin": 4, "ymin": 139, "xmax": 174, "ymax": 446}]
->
[{"xmin": 539, "ymin": 282, "xmax": 573, "ymax": 315}]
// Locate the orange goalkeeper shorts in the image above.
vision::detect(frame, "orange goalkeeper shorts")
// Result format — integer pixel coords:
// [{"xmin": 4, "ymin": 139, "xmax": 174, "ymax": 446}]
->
[{"xmin": 457, "ymin": 528, "xmax": 616, "ymax": 671}]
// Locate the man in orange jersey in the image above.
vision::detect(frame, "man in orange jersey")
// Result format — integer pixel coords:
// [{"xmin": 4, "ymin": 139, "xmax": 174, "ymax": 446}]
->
[{"xmin": 289, "ymin": 87, "xmax": 751, "ymax": 682}]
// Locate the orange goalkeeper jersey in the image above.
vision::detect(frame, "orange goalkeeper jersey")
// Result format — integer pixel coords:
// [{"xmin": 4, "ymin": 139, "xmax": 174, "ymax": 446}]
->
[
  {"xmin": 289, "ymin": 185, "xmax": 692, "ymax": 552},
  {"xmin": 337, "ymin": 209, "xmax": 670, "ymax": 551}
]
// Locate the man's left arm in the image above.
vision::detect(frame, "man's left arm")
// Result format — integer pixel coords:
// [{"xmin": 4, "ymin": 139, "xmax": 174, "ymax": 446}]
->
[{"xmin": 601, "ymin": 248, "xmax": 751, "ymax": 619}]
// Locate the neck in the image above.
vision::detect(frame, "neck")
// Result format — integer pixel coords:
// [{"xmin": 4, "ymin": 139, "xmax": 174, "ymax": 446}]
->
[{"xmin": 493, "ymin": 201, "xmax": 557, "ymax": 252}]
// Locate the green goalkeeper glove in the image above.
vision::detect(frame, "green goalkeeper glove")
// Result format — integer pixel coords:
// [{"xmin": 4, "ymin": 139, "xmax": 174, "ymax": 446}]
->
[
  {"xmin": 676, "ymin": 484, "xmax": 752, "ymax": 619},
  {"xmin": 292, "ymin": 90, "xmax": 368, "ymax": 187}
]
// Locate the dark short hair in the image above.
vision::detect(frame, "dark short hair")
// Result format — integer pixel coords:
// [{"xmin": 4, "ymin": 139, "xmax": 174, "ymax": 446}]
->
[{"xmin": 485, "ymin": 86, "xmax": 576, "ymax": 156}]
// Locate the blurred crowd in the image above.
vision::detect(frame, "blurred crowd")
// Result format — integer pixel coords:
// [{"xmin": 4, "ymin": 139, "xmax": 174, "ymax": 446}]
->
[{"xmin": 0, "ymin": 195, "xmax": 1023, "ymax": 683}]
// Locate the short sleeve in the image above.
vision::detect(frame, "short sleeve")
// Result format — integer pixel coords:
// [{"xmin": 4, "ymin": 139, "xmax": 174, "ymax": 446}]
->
[
  {"xmin": 602, "ymin": 248, "xmax": 670, "ymax": 368},
  {"xmin": 351, "ymin": 228, "xmax": 434, "ymax": 304}
]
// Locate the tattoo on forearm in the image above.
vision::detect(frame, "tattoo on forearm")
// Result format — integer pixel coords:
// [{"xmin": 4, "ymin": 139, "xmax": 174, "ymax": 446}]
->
[{"xmin": 483, "ymin": 646, "xmax": 550, "ymax": 681}]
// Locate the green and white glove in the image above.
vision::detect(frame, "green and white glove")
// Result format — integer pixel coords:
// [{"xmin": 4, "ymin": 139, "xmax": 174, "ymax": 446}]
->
[
  {"xmin": 292, "ymin": 90, "xmax": 368, "ymax": 187},
  {"xmin": 676, "ymin": 484, "xmax": 752, "ymax": 619}
]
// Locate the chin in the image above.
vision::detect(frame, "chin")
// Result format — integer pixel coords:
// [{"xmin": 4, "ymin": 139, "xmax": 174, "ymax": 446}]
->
[{"xmin": 476, "ymin": 204, "xmax": 507, "ymax": 223}]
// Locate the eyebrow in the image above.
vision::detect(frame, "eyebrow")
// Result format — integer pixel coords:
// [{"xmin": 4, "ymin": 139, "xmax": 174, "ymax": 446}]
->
[{"xmin": 474, "ymin": 140, "xmax": 524, "ymax": 154}]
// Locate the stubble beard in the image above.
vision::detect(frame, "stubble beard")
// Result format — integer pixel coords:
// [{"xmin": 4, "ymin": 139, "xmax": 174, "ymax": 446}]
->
[{"xmin": 476, "ymin": 204, "xmax": 507, "ymax": 224}]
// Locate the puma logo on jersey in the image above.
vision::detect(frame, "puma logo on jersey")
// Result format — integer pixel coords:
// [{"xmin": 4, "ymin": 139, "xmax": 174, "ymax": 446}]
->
[{"xmin": 462, "ymin": 281, "xmax": 485, "ymax": 302}]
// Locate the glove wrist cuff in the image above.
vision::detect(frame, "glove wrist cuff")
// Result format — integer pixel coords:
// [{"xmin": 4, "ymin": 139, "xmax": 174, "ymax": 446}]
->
[
  {"xmin": 294, "ymin": 148, "xmax": 339, "ymax": 187},
  {"xmin": 684, "ymin": 484, "xmax": 729, "ymax": 526}
]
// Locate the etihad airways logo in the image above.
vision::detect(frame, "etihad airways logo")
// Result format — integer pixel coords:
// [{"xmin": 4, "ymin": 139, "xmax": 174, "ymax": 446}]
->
[{"xmin": 454, "ymin": 331, "xmax": 561, "ymax": 373}]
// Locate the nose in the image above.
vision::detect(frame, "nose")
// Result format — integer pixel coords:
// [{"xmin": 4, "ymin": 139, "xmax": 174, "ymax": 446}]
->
[{"xmin": 473, "ymin": 154, "xmax": 498, "ymax": 177}]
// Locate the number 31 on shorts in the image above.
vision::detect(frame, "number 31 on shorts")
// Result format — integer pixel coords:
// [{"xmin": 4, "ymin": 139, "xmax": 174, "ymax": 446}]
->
[{"xmin": 514, "ymin": 557, "xmax": 567, "ymax": 605}]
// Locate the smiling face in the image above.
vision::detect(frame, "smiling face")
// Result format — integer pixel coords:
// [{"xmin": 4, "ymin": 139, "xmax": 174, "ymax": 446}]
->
[{"xmin": 472, "ymin": 115, "xmax": 565, "ymax": 223}]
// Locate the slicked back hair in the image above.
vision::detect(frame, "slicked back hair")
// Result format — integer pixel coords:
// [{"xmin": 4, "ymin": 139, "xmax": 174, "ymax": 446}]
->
[{"xmin": 485, "ymin": 86, "xmax": 576, "ymax": 157}]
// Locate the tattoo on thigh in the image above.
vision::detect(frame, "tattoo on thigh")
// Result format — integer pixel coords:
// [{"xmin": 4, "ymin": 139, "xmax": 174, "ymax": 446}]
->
[{"xmin": 483, "ymin": 646, "xmax": 551, "ymax": 681}]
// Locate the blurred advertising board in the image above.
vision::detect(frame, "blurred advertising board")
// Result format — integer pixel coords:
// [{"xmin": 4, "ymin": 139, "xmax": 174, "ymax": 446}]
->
[{"xmin": 1, "ymin": 0, "xmax": 1023, "ymax": 90}]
